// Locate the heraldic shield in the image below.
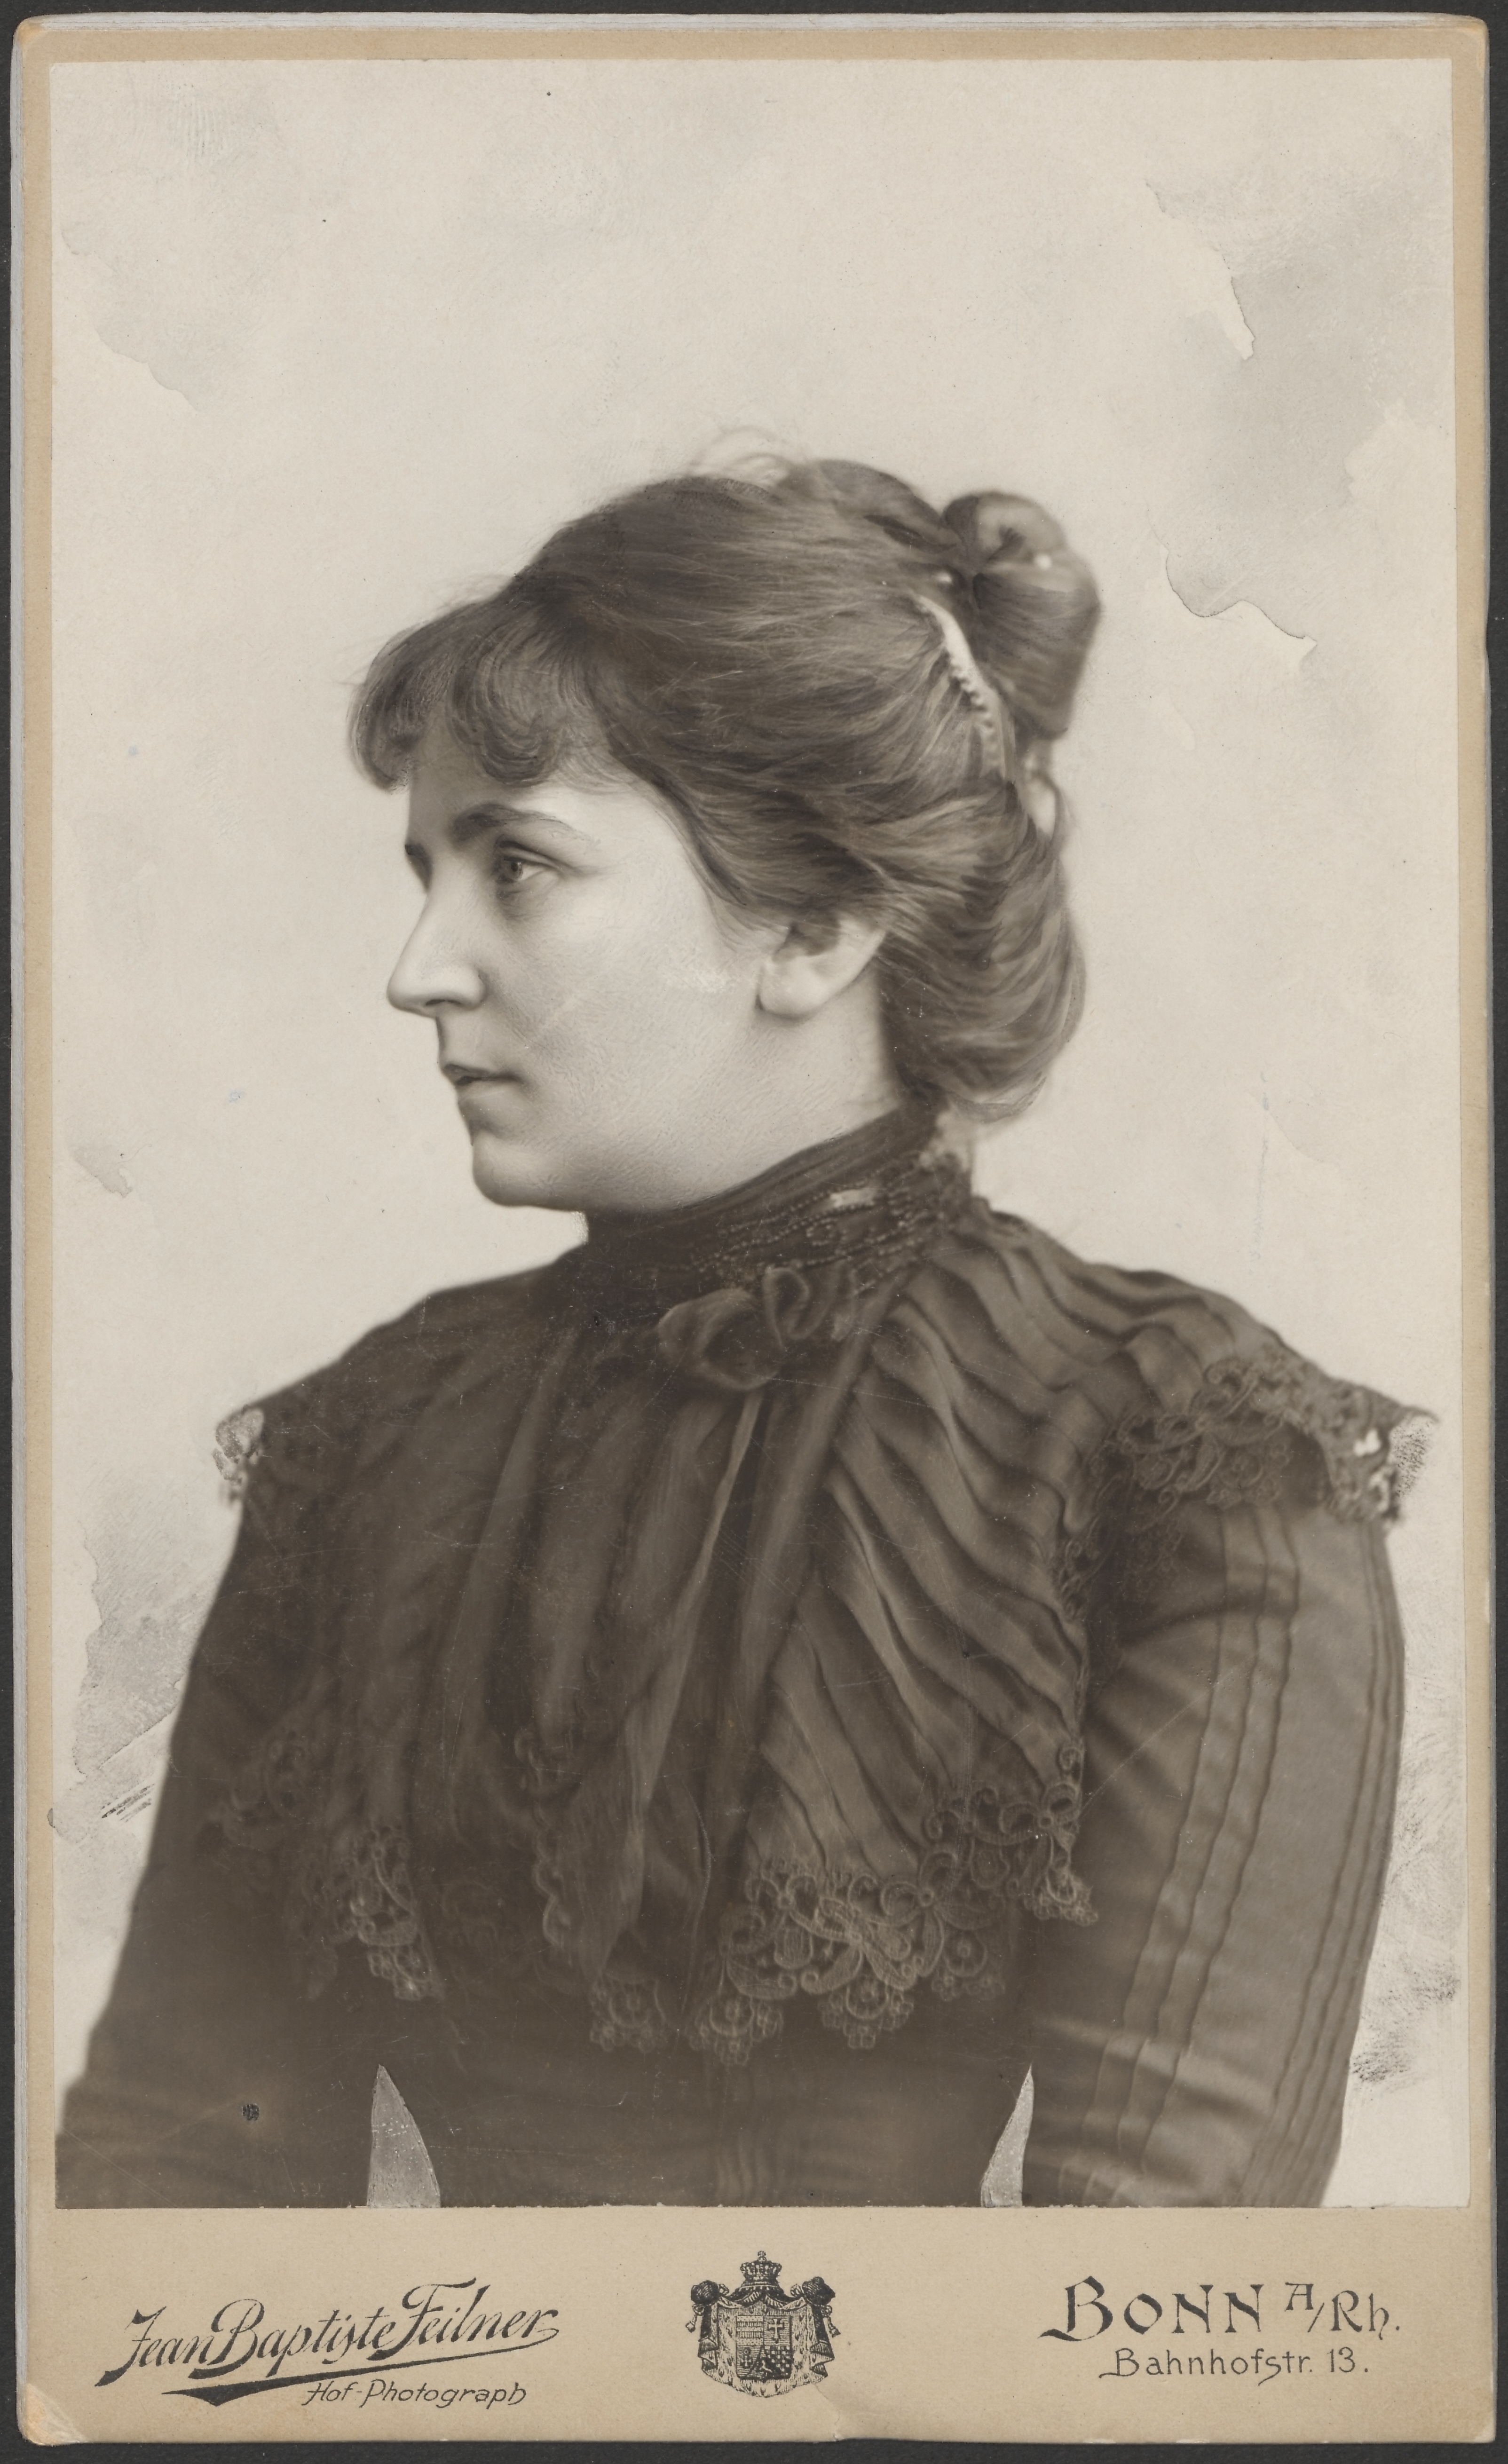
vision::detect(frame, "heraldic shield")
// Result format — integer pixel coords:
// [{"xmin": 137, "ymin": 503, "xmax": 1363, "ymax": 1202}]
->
[{"xmin": 688, "ymin": 2253, "xmax": 837, "ymax": 2397}]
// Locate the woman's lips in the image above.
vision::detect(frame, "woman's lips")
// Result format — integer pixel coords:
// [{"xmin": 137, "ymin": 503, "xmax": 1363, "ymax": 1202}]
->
[
  {"xmin": 449, "ymin": 1067, "xmax": 524, "ymax": 1121},
  {"xmin": 442, "ymin": 1063, "xmax": 519, "ymax": 1088}
]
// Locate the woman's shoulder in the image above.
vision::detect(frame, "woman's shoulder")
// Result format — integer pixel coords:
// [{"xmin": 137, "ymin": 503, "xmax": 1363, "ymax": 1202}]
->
[
  {"xmin": 335, "ymin": 1259, "xmax": 561, "ymax": 1377},
  {"xmin": 897, "ymin": 1199, "xmax": 1423, "ymax": 1527},
  {"xmin": 214, "ymin": 1259, "xmax": 562, "ymax": 1501},
  {"xmin": 935, "ymin": 1200, "xmax": 1286, "ymax": 1383}
]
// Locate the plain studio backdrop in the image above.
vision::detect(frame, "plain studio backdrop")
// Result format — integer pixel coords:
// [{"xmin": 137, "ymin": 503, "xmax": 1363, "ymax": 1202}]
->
[{"xmin": 44, "ymin": 43, "xmax": 1466, "ymax": 2202}]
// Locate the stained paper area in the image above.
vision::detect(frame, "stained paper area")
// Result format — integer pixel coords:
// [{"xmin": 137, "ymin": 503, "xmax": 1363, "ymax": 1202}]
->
[{"xmin": 46, "ymin": 43, "xmax": 1464, "ymax": 2214}]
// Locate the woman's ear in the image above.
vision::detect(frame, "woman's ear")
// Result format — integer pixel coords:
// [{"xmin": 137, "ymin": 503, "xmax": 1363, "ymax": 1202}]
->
[{"xmin": 756, "ymin": 913, "xmax": 887, "ymax": 1019}]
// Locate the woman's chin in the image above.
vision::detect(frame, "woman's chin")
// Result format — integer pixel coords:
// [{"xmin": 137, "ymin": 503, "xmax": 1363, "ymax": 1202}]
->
[
  {"xmin": 470, "ymin": 1130, "xmax": 606, "ymax": 1216},
  {"xmin": 469, "ymin": 1133, "xmax": 560, "ymax": 1212}
]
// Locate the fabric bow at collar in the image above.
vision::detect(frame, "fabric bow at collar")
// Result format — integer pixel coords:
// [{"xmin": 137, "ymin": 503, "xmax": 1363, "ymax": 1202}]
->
[{"xmin": 655, "ymin": 1261, "xmax": 865, "ymax": 1391}]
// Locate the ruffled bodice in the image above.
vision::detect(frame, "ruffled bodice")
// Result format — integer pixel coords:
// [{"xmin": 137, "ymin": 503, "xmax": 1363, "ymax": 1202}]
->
[{"xmin": 205, "ymin": 1112, "xmax": 1421, "ymax": 2077}]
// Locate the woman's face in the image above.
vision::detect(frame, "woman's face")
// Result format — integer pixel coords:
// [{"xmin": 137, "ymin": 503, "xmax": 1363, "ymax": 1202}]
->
[{"xmin": 389, "ymin": 730, "xmax": 793, "ymax": 1214}]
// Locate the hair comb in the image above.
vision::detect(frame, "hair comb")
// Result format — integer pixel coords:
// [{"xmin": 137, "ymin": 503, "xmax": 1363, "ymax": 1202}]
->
[{"xmin": 912, "ymin": 597, "xmax": 1010, "ymax": 780}]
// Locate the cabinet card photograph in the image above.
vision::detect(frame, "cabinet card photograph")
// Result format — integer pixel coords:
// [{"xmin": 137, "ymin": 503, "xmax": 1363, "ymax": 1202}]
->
[{"xmin": 18, "ymin": 12, "xmax": 1490, "ymax": 2444}]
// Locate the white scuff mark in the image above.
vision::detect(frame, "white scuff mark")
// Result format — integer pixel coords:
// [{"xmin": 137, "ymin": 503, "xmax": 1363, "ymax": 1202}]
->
[
  {"xmin": 19, "ymin": 2384, "xmax": 89, "ymax": 2444},
  {"xmin": 981, "ymin": 2068, "xmax": 1034, "ymax": 2206},
  {"xmin": 1144, "ymin": 179, "xmax": 1255, "ymax": 361},
  {"xmin": 69, "ymin": 1140, "xmax": 134, "ymax": 1198},
  {"xmin": 367, "ymin": 2066, "xmax": 442, "ymax": 2209},
  {"xmin": 87, "ymin": 329, "xmax": 196, "ymax": 410},
  {"xmin": 56, "ymin": 233, "xmax": 198, "ymax": 405},
  {"xmin": 1155, "ymin": 548, "xmax": 1316, "ymax": 671},
  {"xmin": 52, "ymin": 1713, "xmax": 176, "ymax": 1842}
]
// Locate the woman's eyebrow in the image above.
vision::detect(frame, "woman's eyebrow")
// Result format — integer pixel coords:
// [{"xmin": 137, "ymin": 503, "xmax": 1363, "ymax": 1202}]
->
[{"xmin": 448, "ymin": 800, "xmax": 595, "ymax": 850}]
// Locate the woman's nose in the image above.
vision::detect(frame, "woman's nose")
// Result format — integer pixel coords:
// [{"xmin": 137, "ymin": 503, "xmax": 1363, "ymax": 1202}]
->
[{"xmin": 387, "ymin": 900, "xmax": 488, "ymax": 1016}]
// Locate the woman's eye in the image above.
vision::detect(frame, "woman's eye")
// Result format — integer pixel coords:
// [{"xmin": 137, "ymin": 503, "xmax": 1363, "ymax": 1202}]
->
[{"xmin": 489, "ymin": 848, "xmax": 544, "ymax": 897}]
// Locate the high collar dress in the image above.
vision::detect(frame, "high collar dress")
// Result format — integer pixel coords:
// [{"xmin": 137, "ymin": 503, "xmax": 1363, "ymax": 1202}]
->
[{"xmin": 58, "ymin": 1112, "xmax": 1418, "ymax": 2207}]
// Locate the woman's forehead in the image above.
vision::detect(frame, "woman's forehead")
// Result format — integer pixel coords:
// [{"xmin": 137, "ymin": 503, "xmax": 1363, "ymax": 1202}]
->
[{"xmin": 406, "ymin": 738, "xmax": 686, "ymax": 860}]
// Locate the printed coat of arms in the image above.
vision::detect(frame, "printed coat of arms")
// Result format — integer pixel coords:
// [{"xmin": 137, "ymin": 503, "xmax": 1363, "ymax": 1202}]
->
[{"xmin": 688, "ymin": 2252, "xmax": 837, "ymax": 2396}]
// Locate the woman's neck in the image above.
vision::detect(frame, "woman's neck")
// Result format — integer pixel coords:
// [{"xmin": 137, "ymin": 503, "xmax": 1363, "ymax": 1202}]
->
[
  {"xmin": 578, "ymin": 1101, "xmax": 963, "ymax": 1307},
  {"xmin": 595, "ymin": 987, "xmax": 904, "ymax": 1215}
]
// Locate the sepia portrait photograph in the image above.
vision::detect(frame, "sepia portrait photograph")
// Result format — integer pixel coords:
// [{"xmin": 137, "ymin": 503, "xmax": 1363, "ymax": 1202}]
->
[{"xmin": 20, "ymin": 11, "xmax": 1489, "ymax": 2444}]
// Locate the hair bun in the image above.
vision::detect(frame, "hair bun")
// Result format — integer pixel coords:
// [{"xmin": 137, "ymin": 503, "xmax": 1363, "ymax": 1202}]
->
[
  {"xmin": 942, "ymin": 490, "xmax": 1100, "ymax": 742},
  {"xmin": 733, "ymin": 458, "xmax": 1099, "ymax": 750},
  {"xmin": 944, "ymin": 491, "xmax": 1064, "ymax": 569}
]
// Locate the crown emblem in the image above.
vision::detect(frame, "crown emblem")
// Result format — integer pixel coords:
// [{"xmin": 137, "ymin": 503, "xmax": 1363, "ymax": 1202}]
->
[{"xmin": 689, "ymin": 2253, "xmax": 838, "ymax": 2397}]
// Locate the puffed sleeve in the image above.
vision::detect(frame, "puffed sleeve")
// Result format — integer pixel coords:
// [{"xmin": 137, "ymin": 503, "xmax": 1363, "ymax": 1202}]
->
[
  {"xmin": 54, "ymin": 1382, "xmax": 375, "ymax": 2208},
  {"xmin": 1023, "ymin": 1442, "xmax": 1409, "ymax": 2207}
]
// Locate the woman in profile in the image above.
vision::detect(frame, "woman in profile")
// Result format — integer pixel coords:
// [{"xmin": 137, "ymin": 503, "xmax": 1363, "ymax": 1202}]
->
[{"xmin": 59, "ymin": 458, "xmax": 1415, "ymax": 2208}]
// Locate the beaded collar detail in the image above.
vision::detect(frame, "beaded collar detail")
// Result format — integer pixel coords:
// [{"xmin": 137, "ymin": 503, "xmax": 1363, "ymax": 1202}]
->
[
  {"xmin": 574, "ymin": 1107, "xmax": 970, "ymax": 1311},
  {"xmin": 567, "ymin": 1109, "xmax": 972, "ymax": 1391}
]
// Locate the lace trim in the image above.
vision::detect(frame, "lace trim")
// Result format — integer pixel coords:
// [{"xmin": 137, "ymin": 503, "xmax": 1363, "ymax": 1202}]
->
[
  {"xmin": 217, "ymin": 1705, "xmax": 328, "ymax": 1840},
  {"xmin": 1062, "ymin": 1343, "xmax": 1427, "ymax": 1644},
  {"xmin": 214, "ymin": 1758, "xmax": 1087, "ymax": 2062},
  {"xmin": 1115, "ymin": 1344, "xmax": 1425, "ymax": 1523},
  {"xmin": 213, "ymin": 1382, "xmax": 364, "ymax": 1516},
  {"xmin": 302, "ymin": 1822, "xmax": 442, "ymax": 2003},
  {"xmin": 687, "ymin": 1775, "xmax": 1091, "ymax": 2067},
  {"xmin": 213, "ymin": 1406, "xmax": 266, "ymax": 1498},
  {"xmin": 213, "ymin": 1731, "xmax": 444, "ymax": 2004},
  {"xmin": 588, "ymin": 1969, "xmax": 675, "ymax": 2055}
]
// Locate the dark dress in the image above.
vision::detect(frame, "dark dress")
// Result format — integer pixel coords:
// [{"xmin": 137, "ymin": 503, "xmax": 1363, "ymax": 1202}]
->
[{"xmin": 56, "ymin": 1112, "xmax": 1417, "ymax": 2208}]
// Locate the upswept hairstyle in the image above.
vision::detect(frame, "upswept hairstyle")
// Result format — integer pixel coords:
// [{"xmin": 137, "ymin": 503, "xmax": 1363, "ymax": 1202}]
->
[{"xmin": 351, "ymin": 458, "xmax": 1100, "ymax": 1120}]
